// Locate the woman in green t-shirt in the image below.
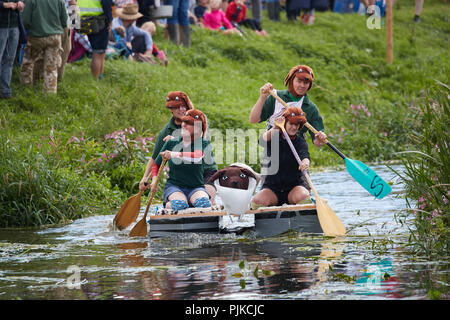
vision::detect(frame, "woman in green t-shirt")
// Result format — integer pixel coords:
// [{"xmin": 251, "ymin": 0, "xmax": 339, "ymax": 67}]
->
[{"xmin": 152, "ymin": 109, "xmax": 212, "ymax": 211}]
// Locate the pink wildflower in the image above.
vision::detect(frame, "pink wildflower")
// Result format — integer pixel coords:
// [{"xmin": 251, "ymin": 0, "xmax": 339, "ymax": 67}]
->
[
  {"xmin": 420, "ymin": 203, "xmax": 425, "ymax": 210},
  {"xmin": 443, "ymin": 196, "xmax": 448, "ymax": 205},
  {"xmin": 341, "ymin": 127, "xmax": 345, "ymax": 132},
  {"xmin": 338, "ymin": 137, "xmax": 343, "ymax": 143}
]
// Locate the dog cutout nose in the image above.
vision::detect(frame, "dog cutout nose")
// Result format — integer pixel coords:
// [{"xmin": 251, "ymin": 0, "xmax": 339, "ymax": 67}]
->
[{"xmin": 232, "ymin": 181, "xmax": 238, "ymax": 187}]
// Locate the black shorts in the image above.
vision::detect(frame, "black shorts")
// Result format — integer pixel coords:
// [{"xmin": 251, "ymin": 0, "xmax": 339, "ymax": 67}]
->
[
  {"xmin": 262, "ymin": 177, "xmax": 310, "ymax": 206},
  {"xmin": 203, "ymin": 169, "xmax": 217, "ymax": 189}
]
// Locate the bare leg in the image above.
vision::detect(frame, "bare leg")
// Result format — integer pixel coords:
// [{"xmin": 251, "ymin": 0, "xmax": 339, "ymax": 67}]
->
[
  {"xmin": 205, "ymin": 184, "xmax": 216, "ymax": 206},
  {"xmin": 287, "ymin": 186, "xmax": 310, "ymax": 204},
  {"xmin": 90, "ymin": 52, "xmax": 105, "ymax": 78},
  {"xmin": 251, "ymin": 188, "xmax": 278, "ymax": 208}
]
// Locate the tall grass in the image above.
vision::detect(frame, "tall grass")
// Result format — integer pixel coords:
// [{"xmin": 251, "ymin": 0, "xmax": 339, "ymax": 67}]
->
[
  {"xmin": 0, "ymin": 129, "xmax": 124, "ymax": 228},
  {"xmin": 390, "ymin": 82, "xmax": 449, "ymax": 257}
]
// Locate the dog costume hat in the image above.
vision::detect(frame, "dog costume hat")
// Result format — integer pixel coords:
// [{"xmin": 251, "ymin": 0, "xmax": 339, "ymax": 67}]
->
[
  {"xmin": 284, "ymin": 65, "xmax": 314, "ymax": 97},
  {"xmin": 282, "ymin": 107, "xmax": 307, "ymax": 126},
  {"xmin": 166, "ymin": 91, "xmax": 194, "ymax": 110},
  {"xmin": 181, "ymin": 109, "xmax": 208, "ymax": 138}
]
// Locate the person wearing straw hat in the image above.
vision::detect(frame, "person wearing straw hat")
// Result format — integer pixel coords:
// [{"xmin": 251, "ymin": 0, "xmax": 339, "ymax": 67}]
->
[
  {"xmin": 249, "ymin": 64, "xmax": 327, "ymax": 147},
  {"xmin": 112, "ymin": 3, "xmax": 153, "ymax": 58}
]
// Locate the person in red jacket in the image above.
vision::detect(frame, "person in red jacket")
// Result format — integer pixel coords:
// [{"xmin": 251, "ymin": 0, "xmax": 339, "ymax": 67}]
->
[{"xmin": 225, "ymin": 0, "xmax": 267, "ymax": 36}]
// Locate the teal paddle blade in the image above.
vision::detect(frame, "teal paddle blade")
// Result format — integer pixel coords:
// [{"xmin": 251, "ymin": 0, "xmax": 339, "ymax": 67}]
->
[{"xmin": 345, "ymin": 158, "xmax": 392, "ymax": 199}]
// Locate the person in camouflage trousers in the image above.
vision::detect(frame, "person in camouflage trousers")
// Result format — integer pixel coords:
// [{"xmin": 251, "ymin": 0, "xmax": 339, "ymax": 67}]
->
[
  {"xmin": 20, "ymin": 0, "xmax": 67, "ymax": 94},
  {"xmin": 20, "ymin": 35, "xmax": 62, "ymax": 93}
]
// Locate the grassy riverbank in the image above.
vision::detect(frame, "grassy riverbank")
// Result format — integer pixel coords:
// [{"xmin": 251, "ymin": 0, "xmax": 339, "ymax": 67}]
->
[{"xmin": 0, "ymin": 0, "xmax": 448, "ymax": 227}]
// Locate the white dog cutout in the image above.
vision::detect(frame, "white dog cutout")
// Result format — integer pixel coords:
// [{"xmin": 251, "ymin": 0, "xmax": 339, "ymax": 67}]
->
[{"xmin": 212, "ymin": 163, "xmax": 261, "ymax": 232}]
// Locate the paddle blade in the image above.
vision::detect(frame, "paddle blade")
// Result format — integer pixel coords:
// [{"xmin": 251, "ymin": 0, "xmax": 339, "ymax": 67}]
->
[
  {"xmin": 345, "ymin": 158, "xmax": 392, "ymax": 199},
  {"xmin": 113, "ymin": 192, "xmax": 142, "ymax": 230},
  {"xmin": 315, "ymin": 198, "xmax": 346, "ymax": 236},
  {"xmin": 129, "ymin": 218, "xmax": 148, "ymax": 237}
]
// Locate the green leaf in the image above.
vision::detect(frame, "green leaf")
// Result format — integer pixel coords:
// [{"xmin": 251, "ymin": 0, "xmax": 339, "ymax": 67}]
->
[
  {"xmin": 232, "ymin": 272, "xmax": 243, "ymax": 278},
  {"xmin": 253, "ymin": 266, "xmax": 259, "ymax": 278},
  {"xmin": 239, "ymin": 260, "xmax": 245, "ymax": 269}
]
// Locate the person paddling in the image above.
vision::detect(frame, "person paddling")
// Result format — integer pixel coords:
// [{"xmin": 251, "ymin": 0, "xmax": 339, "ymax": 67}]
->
[
  {"xmin": 152, "ymin": 109, "xmax": 212, "ymax": 211},
  {"xmin": 139, "ymin": 91, "xmax": 218, "ymax": 204},
  {"xmin": 251, "ymin": 107, "xmax": 311, "ymax": 208},
  {"xmin": 249, "ymin": 64, "xmax": 327, "ymax": 147}
]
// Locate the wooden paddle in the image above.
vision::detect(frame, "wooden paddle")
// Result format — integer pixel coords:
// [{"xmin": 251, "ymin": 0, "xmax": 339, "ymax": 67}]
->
[
  {"xmin": 129, "ymin": 158, "xmax": 168, "ymax": 237},
  {"xmin": 113, "ymin": 189, "xmax": 144, "ymax": 231},
  {"xmin": 274, "ymin": 117, "xmax": 346, "ymax": 236},
  {"xmin": 269, "ymin": 89, "xmax": 392, "ymax": 199}
]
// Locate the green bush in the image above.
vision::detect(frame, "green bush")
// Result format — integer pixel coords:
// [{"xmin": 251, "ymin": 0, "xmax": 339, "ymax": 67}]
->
[{"xmin": 0, "ymin": 130, "xmax": 124, "ymax": 227}]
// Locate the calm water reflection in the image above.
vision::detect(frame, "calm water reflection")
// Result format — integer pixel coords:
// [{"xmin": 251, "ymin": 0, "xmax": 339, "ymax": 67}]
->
[{"xmin": 0, "ymin": 165, "xmax": 448, "ymax": 300}]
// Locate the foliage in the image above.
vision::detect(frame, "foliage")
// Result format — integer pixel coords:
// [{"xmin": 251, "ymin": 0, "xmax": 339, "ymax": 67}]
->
[
  {"xmin": 390, "ymin": 82, "xmax": 449, "ymax": 258},
  {"xmin": 0, "ymin": 129, "xmax": 124, "ymax": 227}
]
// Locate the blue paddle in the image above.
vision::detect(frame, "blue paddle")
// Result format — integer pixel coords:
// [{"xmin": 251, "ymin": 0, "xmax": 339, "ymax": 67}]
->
[{"xmin": 269, "ymin": 90, "xmax": 392, "ymax": 199}]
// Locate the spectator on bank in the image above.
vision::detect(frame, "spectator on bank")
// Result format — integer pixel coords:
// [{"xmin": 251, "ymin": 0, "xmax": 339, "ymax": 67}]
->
[
  {"xmin": 193, "ymin": 0, "xmax": 208, "ymax": 24},
  {"xmin": 266, "ymin": 0, "xmax": 281, "ymax": 22},
  {"xmin": 225, "ymin": 0, "xmax": 268, "ymax": 36},
  {"xmin": 78, "ymin": 0, "xmax": 113, "ymax": 80},
  {"xmin": 414, "ymin": 0, "xmax": 424, "ymax": 23},
  {"xmin": 20, "ymin": 0, "xmax": 68, "ymax": 94},
  {"xmin": 165, "ymin": 0, "xmax": 191, "ymax": 47},
  {"xmin": 59, "ymin": 0, "xmax": 77, "ymax": 82},
  {"xmin": 140, "ymin": 21, "xmax": 168, "ymax": 65},
  {"xmin": 112, "ymin": 3, "xmax": 156, "ymax": 62},
  {"xmin": 0, "ymin": 0, "xmax": 24, "ymax": 99},
  {"xmin": 203, "ymin": 0, "xmax": 239, "ymax": 35}
]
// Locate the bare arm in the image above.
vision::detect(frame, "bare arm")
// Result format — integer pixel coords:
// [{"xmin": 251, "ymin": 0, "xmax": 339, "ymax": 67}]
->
[
  {"xmin": 249, "ymin": 82, "xmax": 273, "ymax": 123},
  {"xmin": 139, "ymin": 157, "xmax": 155, "ymax": 191}
]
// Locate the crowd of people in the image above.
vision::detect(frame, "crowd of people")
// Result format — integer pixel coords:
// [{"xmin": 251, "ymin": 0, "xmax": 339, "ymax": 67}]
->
[{"xmin": 0, "ymin": 0, "xmax": 427, "ymax": 99}]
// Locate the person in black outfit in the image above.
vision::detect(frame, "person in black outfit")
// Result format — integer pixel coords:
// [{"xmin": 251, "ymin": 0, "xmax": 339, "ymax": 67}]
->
[{"xmin": 252, "ymin": 107, "xmax": 311, "ymax": 208}]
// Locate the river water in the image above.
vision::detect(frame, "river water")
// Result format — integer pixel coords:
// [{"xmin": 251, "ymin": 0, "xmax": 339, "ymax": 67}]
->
[{"xmin": 0, "ymin": 165, "xmax": 448, "ymax": 300}]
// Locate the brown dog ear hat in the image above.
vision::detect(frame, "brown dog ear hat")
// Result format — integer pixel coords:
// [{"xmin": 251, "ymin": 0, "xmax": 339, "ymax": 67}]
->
[
  {"xmin": 282, "ymin": 107, "xmax": 307, "ymax": 127},
  {"xmin": 284, "ymin": 65, "xmax": 315, "ymax": 95},
  {"xmin": 165, "ymin": 91, "xmax": 194, "ymax": 110},
  {"xmin": 181, "ymin": 109, "xmax": 208, "ymax": 137}
]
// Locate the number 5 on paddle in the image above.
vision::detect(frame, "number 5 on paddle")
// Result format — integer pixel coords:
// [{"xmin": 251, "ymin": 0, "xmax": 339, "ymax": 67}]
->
[{"xmin": 269, "ymin": 90, "xmax": 392, "ymax": 199}]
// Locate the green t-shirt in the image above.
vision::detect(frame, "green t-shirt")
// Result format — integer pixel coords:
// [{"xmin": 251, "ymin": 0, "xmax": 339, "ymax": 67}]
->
[
  {"xmin": 260, "ymin": 90, "xmax": 325, "ymax": 142},
  {"xmin": 155, "ymin": 137, "xmax": 213, "ymax": 189},
  {"xmin": 151, "ymin": 117, "xmax": 218, "ymax": 172}
]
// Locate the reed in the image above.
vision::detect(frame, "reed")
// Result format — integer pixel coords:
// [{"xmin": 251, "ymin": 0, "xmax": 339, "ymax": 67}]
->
[{"xmin": 390, "ymin": 82, "xmax": 449, "ymax": 257}]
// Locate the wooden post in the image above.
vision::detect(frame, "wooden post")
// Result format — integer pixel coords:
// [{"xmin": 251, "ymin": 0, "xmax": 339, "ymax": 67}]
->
[{"xmin": 386, "ymin": 0, "xmax": 393, "ymax": 64}]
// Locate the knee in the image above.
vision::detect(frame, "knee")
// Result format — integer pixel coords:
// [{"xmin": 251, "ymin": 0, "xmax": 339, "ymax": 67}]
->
[
  {"xmin": 192, "ymin": 197, "xmax": 211, "ymax": 208},
  {"xmin": 170, "ymin": 199, "xmax": 189, "ymax": 211}
]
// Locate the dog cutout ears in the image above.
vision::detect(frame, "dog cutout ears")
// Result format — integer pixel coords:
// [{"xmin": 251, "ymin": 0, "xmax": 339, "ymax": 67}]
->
[
  {"xmin": 210, "ymin": 163, "xmax": 261, "ymax": 215},
  {"xmin": 165, "ymin": 91, "xmax": 194, "ymax": 110}
]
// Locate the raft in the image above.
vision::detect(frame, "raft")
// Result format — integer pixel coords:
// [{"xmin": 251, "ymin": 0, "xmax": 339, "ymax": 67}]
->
[{"xmin": 147, "ymin": 203, "xmax": 322, "ymax": 238}]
